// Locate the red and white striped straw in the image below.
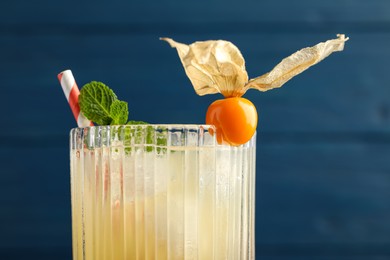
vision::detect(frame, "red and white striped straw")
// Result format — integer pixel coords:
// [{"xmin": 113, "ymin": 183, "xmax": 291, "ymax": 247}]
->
[{"xmin": 57, "ymin": 70, "xmax": 93, "ymax": 127}]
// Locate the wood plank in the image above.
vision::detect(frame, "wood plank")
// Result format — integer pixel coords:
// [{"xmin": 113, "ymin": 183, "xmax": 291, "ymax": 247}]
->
[
  {"xmin": 257, "ymin": 247, "xmax": 390, "ymax": 259},
  {"xmin": 257, "ymin": 142, "xmax": 390, "ymax": 245},
  {"xmin": 1, "ymin": 0, "xmax": 390, "ymax": 28},
  {"xmin": 0, "ymin": 32, "xmax": 389, "ymax": 136},
  {"xmin": 0, "ymin": 147, "xmax": 71, "ymax": 248},
  {"xmin": 0, "ymin": 248, "xmax": 71, "ymax": 260}
]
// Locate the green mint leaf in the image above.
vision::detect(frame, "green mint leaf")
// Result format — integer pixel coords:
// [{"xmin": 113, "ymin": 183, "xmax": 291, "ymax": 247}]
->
[
  {"xmin": 126, "ymin": 120, "xmax": 148, "ymax": 125},
  {"xmin": 79, "ymin": 81, "xmax": 117, "ymax": 125},
  {"xmin": 110, "ymin": 100, "xmax": 129, "ymax": 125},
  {"xmin": 126, "ymin": 122, "xmax": 167, "ymax": 153}
]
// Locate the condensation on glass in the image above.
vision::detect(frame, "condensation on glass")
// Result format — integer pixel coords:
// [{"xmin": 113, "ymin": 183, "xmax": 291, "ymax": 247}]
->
[{"xmin": 70, "ymin": 125, "xmax": 256, "ymax": 260}]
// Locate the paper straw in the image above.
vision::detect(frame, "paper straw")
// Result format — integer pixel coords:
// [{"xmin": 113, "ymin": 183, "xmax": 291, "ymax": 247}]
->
[{"xmin": 57, "ymin": 70, "xmax": 92, "ymax": 127}]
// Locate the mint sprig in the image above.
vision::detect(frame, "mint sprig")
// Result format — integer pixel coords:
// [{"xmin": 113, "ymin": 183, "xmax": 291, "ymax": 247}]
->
[
  {"xmin": 79, "ymin": 81, "xmax": 128, "ymax": 125},
  {"xmin": 78, "ymin": 81, "xmax": 169, "ymax": 153},
  {"xmin": 110, "ymin": 100, "xmax": 129, "ymax": 125}
]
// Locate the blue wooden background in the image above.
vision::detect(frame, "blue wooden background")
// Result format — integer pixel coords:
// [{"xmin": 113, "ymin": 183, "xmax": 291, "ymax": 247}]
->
[{"xmin": 1, "ymin": 0, "xmax": 390, "ymax": 259}]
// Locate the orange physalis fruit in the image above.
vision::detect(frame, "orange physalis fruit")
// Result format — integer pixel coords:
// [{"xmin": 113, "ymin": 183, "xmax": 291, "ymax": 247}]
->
[
  {"xmin": 162, "ymin": 35, "xmax": 348, "ymax": 146},
  {"xmin": 206, "ymin": 97, "xmax": 257, "ymax": 146}
]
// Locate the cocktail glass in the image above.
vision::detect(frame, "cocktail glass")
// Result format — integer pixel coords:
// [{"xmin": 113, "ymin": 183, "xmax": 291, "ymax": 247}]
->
[{"xmin": 70, "ymin": 124, "xmax": 256, "ymax": 259}]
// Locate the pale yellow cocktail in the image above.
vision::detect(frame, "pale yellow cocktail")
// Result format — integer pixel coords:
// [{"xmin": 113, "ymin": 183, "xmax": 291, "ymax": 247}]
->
[{"xmin": 70, "ymin": 125, "xmax": 256, "ymax": 260}]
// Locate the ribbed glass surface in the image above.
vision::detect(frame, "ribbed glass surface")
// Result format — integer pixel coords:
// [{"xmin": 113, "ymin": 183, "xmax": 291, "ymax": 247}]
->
[{"xmin": 70, "ymin": 125, "xmax": 256, "ymax": 260}]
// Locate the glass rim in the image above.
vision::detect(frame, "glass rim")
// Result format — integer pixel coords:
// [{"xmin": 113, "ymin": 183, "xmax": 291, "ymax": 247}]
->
[
  {"xmin": 70, "ymin": 124, "xmax": 216, "ymax": 132},
  {"xmin": 70, "ymin": 124, "xmax": 256, "ymax": 149}
]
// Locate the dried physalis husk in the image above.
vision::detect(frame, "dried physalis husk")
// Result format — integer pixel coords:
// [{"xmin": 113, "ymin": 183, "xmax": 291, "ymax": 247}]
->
[
  {"xmin": 161, "ymin": 38, "xmax": 248, "ymax": 97},
  {"xmin": 161, "ymin": 34, "xmax": 349, "ymax": 97}
]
